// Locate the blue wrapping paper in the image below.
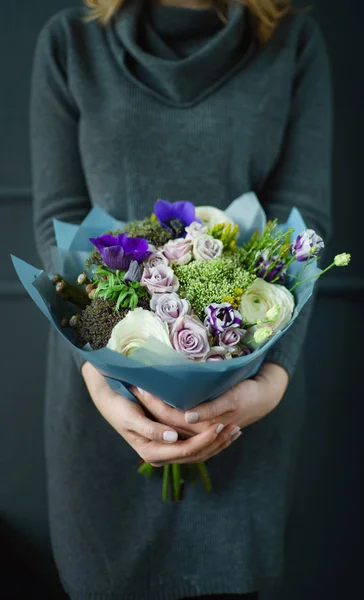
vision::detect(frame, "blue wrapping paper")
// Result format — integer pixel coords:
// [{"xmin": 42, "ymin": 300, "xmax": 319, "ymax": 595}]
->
[{"xmin": 11, "ymin": 192, "xmax": 320, "ymax": 410}]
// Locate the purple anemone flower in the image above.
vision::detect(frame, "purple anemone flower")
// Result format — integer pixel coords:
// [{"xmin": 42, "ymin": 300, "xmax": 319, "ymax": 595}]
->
[
  {"xmin": 254, "ymin": 250, "xmax": 287, "ymax": 284},
  {"xmin": 90, "ymin": 233, "xmax": 151, "ymax": 271},
  {"xmin": 204, "ymin": 302, "xmax": 243, "ymax": 337},
  {"xmin": 154, "ymin": 199, "xmax": 199, "ymax": 237}
]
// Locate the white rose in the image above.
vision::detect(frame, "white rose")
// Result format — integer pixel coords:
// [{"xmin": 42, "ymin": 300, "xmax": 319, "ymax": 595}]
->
[
  {"xmin": 193, "ymin": 234, "xmax": 223, "ymax": 261},
  {"xmin": 195, "ymin": 206, "xmax": 234, "ymax": 227},
  {"xmin": 107, "ymin": 308, "xmax": 172, "ymax": 356},
  {"xmin": 239, "ymin": 278, "xmax": 294, "ymax": 333}
]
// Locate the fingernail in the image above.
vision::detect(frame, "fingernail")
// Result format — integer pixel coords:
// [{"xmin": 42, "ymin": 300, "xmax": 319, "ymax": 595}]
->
[
  {"xmin": 231, "ymin": 431, "xmax": 242, "ymax": 442},
  {"xmin": 215, "ymin": 424, "xmax": 225, "ymax": 434},
  {"xmin": 137, "ymin": 387, "xmax": 144, "ymax": 397},
  {"xmin": 163, "ymin": 431, "xmax": 178, "ymax": 443},
  {"xmin": 185, "ymin": 412, "xmax": 199, "ymax": 424},
  {"xmin": 230, "ymin": 426, "xmax": 241, "ymax": 438}
]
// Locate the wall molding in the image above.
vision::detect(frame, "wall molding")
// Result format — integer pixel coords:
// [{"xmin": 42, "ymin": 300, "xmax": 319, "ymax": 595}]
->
[{"xmin": 0, "ymin": 186, "xmax": 31, "ymax": 200}]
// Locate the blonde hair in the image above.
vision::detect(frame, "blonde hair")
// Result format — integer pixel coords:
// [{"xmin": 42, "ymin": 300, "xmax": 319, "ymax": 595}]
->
[{"xmin": 83, "ymin": 0, "xmax": 293, "ymax": 43}]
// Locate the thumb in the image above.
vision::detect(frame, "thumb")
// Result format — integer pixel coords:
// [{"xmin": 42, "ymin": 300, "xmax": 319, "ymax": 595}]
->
[{"xmin": 184, "ymin": 391, "xmax": 236, "ymax": 424}]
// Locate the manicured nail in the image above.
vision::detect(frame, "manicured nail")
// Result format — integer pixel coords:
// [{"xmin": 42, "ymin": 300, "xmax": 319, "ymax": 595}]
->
[
  {"xmin": 231, "ymin": 431, "xmax": 242, "ymax": 443},
  {"xmin": 186, "ymin": 412, "xmax": 199, "ymax": 424},
  {"xmin": 215, "ymin": 424, "xmax": 224, "ymax": 434},
  {"xmin": 136, "ymin": 387, "xmax": 144, "ymax": 397},
  {"xmin": 163, "ymin": 431, "xmax": 178, "ymax": 443},
  {"xmin": 230, "ymin": 426, "xmax": 241, "ymax": 438}
]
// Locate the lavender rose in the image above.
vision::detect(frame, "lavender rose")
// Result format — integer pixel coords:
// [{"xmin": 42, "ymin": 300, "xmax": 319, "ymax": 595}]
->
[
  {"xmin": 162, "ymin": 238, "xmax": 193, "ymax": 266},
  {"xmin": 150, "ymin": 292, "xmax": 191, "ymax": 324},
  {"xmin": 144, "ymin": 251, "xmax": 169, "ymax": 269},
  {"xmin": 218, "ymin": 327, "xmax": 246, "ymax": 352},
  {"xmin": 141, "ymin": 265, "xmax": 179, "ymax": 295},
  {"xmin": 205, "ymin": 302, "xmax": 243, "ymax": 336},
  {"xmin": 193, "ymin": 234, "xmax": 223, "ymax": 261},
  {"xmin": 185, "ymin": 221, "xmax": 208, "ymax": 240},
  {"xmin": 171, "ymin": 315, "xmax": 210, "ymax": 360}
]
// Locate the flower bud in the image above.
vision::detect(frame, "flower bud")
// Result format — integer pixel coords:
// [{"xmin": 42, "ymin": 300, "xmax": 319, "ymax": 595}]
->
[
  {"xmin": 266, "ymin": 304, "xmax": 280, "ymax": 322},
  {"xmin": 253, "ymin": 327, "xmax": 272, "ymax": 345},
  {"xmin": 334, "ymin": 253, "xmax": 351, "ymax": 267},
  {"xmin": 77, "ymin": 273, "xmax": 89, "ymax": 285}
]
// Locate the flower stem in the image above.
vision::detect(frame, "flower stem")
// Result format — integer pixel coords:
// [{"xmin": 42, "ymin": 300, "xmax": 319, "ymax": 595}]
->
[
  {"xmin": 289, "ymin": 262, "xmax": 335, "ymax": 292},
  {"xmin": 53, "ymin": 275, "xmax": 90, "ymax": 309},
  {"xmin": 172, "ymin": 464, "xmax": 183, "ymax": 501},
  {"xmin": 162, "ymin": 465, "xmax": 171, "ymax": 502},
  {"xmin": 138, "ymin": 462, "xmax": 155, "ymax": 478},
  {"xmin": 196, "ymin": 462, "xmax": 213, "ymax": 492}
]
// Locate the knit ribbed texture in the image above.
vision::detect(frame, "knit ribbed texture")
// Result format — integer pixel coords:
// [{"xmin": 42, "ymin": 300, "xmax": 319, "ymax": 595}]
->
[{"xmin": 30, "ymin": 3, "xmax": 332, "ymax": 598}]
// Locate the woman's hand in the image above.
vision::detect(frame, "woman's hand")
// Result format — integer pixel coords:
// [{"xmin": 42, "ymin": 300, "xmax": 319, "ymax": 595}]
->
[
  {"xmin": 183, "ymin": 362, "xmax": 289, "ymax": 431},
  {"xmin": 82, "ymin": 362, "xmax": 239, "ymax": 466}
]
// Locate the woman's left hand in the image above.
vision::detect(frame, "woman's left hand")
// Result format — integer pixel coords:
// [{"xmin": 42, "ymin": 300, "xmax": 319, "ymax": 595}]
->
[{"xmin": 184, "ymin": 362, "xmax": 289, "ymax": 431}]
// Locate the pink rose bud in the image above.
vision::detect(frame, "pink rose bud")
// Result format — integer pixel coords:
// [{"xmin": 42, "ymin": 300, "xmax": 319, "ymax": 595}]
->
[{"xmin": 218, "ymin": 327, "xmax": 246, "ymax": 352}]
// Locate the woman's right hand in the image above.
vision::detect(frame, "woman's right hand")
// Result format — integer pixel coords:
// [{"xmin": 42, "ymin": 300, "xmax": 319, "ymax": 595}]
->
[{"xmin": 81, "ymin": 362, "xmax": 238, "ymax": 466}]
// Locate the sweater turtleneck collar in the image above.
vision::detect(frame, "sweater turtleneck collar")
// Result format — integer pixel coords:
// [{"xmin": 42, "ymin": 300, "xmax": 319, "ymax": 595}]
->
[{"xmin": 106, "ymin": 0, "xmax": 257, "ymax": 107}]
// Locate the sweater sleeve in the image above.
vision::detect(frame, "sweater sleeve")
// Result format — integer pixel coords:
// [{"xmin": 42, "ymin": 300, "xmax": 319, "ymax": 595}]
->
[
  {"xmin": 259, "ymin": 17, "xmax": 333, "ymax": 379},
  {"xmin": 30, "ymin": 15, "xmax": 91, "ymax": 372}
]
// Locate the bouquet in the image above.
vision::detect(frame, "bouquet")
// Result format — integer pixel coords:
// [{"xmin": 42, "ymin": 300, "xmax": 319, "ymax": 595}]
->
[{"xmin": 12, "ymin": 193, "xmax": 350, "ymax": 500}]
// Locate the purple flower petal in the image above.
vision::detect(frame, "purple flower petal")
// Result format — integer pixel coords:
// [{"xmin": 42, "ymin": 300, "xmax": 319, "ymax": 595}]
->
[
  {"xmin": 90, "ymin": 234, "xmax": 119, "ymax": 254},
  {"xmin": 90, "ymin": 232, "xmax": 150, "ymax": 269},
  {"xmin": 124, "ymin": 260, "xmax": 143, "ymax": 283},
  {"xmin": 154, "ymin": 200, "xmax": 174, "ymax": 225},
  {"xmin": 172, "ymin": 201, "xmax": 197, "ymax": 227},
  {"xmin": 101, "ymin": 246, "xmax": 129, "ymax": 270}
]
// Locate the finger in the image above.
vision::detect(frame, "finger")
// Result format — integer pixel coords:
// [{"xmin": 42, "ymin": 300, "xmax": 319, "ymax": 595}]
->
[
  {"xmin": 107, "ymin": 395, "xmax": 179, "ymax": 444},
  {"xmin": 143, "ymin": 421, "xmax": 225, "ymax": 464},
  {"xmin": 131, "ymin": 386, "xmax": 206, "ymax": 434},
  {"xmin": 181, "ymin": 424, "xmax": 240, "ymax": 464},
  {"xmin": 129, "ymin": 414, "xmax": 180, "ymax": 444},
  {"xmin": 148, "ymin": 424, "xmax": 240, "ymax": 466},
  {"xmin": 184, "ymin": 390, "xmax": 238, "ymax": 424}
]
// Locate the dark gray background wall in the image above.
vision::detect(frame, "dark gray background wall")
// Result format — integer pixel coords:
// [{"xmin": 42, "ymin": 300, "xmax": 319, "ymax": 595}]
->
[{"xmin": 1, "ymin": 1, "xmax": 363, "ymax": 598}]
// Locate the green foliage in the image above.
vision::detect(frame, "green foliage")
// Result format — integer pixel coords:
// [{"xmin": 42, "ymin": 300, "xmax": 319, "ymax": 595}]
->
[
  {"xmin": 174, "ymin": 250, "xmax": 255, "ymax": 319},
  {"xmin": 85, "ymin": 248, "xmax": 103, "ymax": 269},
  {"xmin": 243, "ymin": 220, "xmax": 293, "ymax": 268},
  {"xmin": 92, "ymin": 267, "xmax": 148, "ymax": 312},
  {"xmin": 123, "ymin": 218, "xmax": 173, "ymax": 246},
  {"xmin": 207, "ymin": 222, "xmax": 239, "ymax": 249}
]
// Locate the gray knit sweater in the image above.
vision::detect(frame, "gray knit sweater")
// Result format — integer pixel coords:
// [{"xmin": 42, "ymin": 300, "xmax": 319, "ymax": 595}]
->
[{"xmin": 30, "ymin": 2, "xmax": 332, "ymax": 598}]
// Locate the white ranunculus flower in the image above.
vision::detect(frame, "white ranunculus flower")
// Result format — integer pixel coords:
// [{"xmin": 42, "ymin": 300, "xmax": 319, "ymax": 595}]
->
[
  {"xmin": 239, "ymin": 278, "xmax": 294, "ymax": 333},
  {"xmin": 107, "ymin": 308, "xmax": 172, "ymax": 356},
  {"xmin": 195, "ymin": 206, "xmax": 234, "ymax": 227}
]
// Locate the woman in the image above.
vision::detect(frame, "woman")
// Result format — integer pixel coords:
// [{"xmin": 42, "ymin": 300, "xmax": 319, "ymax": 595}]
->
[{"xmin": 30, "ymin": 0, "xmax": 332, "ymax": 598}]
